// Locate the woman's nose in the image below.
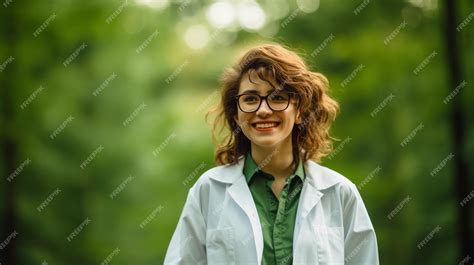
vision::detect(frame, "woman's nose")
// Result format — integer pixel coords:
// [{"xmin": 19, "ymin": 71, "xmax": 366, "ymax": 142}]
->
[{"xmin": 256, "ymin": 99, "xmax": 273, "ymax": 116}]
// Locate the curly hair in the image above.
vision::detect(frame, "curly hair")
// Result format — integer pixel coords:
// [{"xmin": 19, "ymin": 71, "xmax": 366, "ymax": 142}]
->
[{"xmin": 207, "ymin": 43, "xmax": 339, "ymax": 166}]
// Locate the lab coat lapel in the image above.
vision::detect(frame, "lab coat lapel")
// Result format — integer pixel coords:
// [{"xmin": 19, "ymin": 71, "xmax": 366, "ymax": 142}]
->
[
  {"xmin": 298, "ymin": 182, "xmax": 324, "ymax": 219},
  {"xmin": 293, "ymin": 161, "xmax": 325, "ymax": 264},
  {"xmin": 297, "ymin": 159, "xmax": 341, "ymax": 220},
  {"xmin": 297, "ymin": 160, "xmax": 325, "ymax": 221},
  {"xmin": 228, "ymin": 174, "xmax": 263, "ymax": 264}
]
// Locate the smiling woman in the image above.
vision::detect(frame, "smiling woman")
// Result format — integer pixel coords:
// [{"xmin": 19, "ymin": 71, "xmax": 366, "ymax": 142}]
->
[
  {"xmin": 212, "ymin": 44, "xmax": 339, "ymax": 169},
  {"xmin": 164, "ymin": 43, "xmax": 380, "ymax": 265}
]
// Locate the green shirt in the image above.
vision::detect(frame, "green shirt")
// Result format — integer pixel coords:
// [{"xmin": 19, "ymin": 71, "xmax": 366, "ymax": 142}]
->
[{"xmin": 243, "ymin": 153, "xmax": 305, "ymax": 265}]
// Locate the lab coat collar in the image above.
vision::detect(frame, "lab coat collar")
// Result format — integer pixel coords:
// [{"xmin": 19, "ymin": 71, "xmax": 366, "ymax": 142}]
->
[
  {"xmin": 208, "ymin": 157, "xmax": 343, "ymax": 264},
  {"xmin": 208, "ymin": 156, "xmax": 342, "ymax": 191}
]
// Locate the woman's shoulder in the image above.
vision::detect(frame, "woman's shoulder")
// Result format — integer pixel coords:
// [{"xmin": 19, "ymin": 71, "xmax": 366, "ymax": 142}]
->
[
  {"xmin": 190, "ymin": 161, "xmax": 243, "ymax": 189},
  {"xmin": 305, "ymin": 160, "xmax": 356, "ymax": 190},
  {"xmin": 304, "ymin": 160, "xmax": 368, "ymax": 205},
  {"xmin": 193, "ymin": 159, "xmax": 358, "ymax": 190}
]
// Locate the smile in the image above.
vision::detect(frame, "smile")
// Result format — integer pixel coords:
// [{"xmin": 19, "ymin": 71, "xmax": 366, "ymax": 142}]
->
[{"xmin": 252, "ymin": 122, "xmax": 280, "ymax": 131}]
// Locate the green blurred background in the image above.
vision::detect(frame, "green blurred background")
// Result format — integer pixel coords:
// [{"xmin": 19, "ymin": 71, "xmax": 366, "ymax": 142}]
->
[{"xmin": 1, "ymin": 0, "xmax": 473, "ymax": 264}]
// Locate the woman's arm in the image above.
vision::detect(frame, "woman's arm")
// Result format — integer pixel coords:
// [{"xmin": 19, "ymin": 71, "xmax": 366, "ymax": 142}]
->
[
  {"xmin": 342, "ymin": 183, "xmax": 380, "ymax": 264},
  {"xmin": 164, "ymin": 189, "xmax": 207, "ymax": 265}
]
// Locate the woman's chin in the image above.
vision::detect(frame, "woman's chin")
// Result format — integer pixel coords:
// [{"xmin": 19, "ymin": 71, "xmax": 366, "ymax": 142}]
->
[{"xmin": 250, "ymin": 137, "xmax": 285, "ymax": 149}]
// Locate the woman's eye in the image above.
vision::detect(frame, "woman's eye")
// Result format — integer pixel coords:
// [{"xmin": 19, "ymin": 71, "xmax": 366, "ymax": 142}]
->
[
  {"xmin": 270, "ymin": 94, "xmax": 288, "ymax": 101},
  {"xmin": 243, "ymin": 96, "xmax": 258, "ymax": 102}
]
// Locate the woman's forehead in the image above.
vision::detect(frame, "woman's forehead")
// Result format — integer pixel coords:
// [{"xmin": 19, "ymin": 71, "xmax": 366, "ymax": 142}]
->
[{"xmin": 239, "ymin": 71, "xmax": 280, "ymax": 93}]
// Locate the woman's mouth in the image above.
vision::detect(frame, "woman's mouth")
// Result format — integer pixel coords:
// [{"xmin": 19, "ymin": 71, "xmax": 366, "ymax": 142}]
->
[{"xmin": 252, "ymin": 122, "xmax": 280, "ymax": 131}]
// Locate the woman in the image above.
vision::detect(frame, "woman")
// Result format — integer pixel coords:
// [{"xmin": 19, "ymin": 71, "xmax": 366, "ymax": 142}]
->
[{"xmin": 164, "ymin": 43, "xmax": 379, "ymax": 264}]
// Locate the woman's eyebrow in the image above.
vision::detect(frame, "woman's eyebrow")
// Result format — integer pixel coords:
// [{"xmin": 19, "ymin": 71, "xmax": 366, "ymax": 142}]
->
[{"xmin": 241, "ymin": 88, "xmax": 276, "ymax": 94}]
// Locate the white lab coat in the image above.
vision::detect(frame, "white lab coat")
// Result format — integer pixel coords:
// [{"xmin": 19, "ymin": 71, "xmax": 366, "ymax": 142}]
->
[{"xmin": 164, "ymin": 158, "xmax": 379, "ymax": 265}]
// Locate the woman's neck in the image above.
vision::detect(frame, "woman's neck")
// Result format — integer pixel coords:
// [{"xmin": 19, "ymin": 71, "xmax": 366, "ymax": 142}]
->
[{"xmin": 250, "ymin": 141, "xmax": 295, "ymax": 181}]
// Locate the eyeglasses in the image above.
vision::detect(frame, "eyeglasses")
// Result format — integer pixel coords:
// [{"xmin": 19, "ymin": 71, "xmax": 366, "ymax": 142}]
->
[{"xmin": 235, "ymin": 91, "xmax": 296, "ymax": 113}]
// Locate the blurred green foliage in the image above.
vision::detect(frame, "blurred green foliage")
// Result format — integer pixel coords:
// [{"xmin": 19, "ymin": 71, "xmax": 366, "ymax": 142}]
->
[{"xmin": 1, "ymin": 0, "xmax": 473, "ymax": 264}]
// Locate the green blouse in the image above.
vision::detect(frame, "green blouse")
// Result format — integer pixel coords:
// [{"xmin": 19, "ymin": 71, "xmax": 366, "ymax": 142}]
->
[{"xmin": 243, "ymin": 153, "xmax": 305, "ymax": 265}]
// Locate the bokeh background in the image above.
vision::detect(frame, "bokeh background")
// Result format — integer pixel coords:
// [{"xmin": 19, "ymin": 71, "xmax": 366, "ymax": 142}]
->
[{"xmin": 1, "ymin": 0, "xmax": 473, "ymax": 264}]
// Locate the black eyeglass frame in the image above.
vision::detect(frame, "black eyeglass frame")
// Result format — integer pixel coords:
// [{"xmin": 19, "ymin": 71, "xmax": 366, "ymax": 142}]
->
[{"xmin": 235, "ymin": 91, "xmax": 298, "ymax": 113}]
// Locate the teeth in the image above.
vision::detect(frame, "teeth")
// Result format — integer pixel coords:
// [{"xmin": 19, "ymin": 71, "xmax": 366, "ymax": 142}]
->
[{"xmin": 255, "ymin": 123, "xmax": 278, "ymax": 129}]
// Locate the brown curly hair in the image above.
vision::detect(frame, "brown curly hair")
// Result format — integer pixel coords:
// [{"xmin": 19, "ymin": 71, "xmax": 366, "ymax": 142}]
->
[{"xmin": 207, "ymin": 43, "xmax": 339, "ymax": 166}]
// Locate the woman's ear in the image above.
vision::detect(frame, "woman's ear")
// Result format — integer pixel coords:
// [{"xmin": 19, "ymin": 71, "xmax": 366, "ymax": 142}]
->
[{"xmin": 295, "ymin": 111, "xmax": 302, "ymax": 124}]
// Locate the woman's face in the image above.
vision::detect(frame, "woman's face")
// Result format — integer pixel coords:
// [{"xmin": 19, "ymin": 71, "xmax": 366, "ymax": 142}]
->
[{"xmin": 234, "ymin": 71, "xmax": 300, "ymax": 151}]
